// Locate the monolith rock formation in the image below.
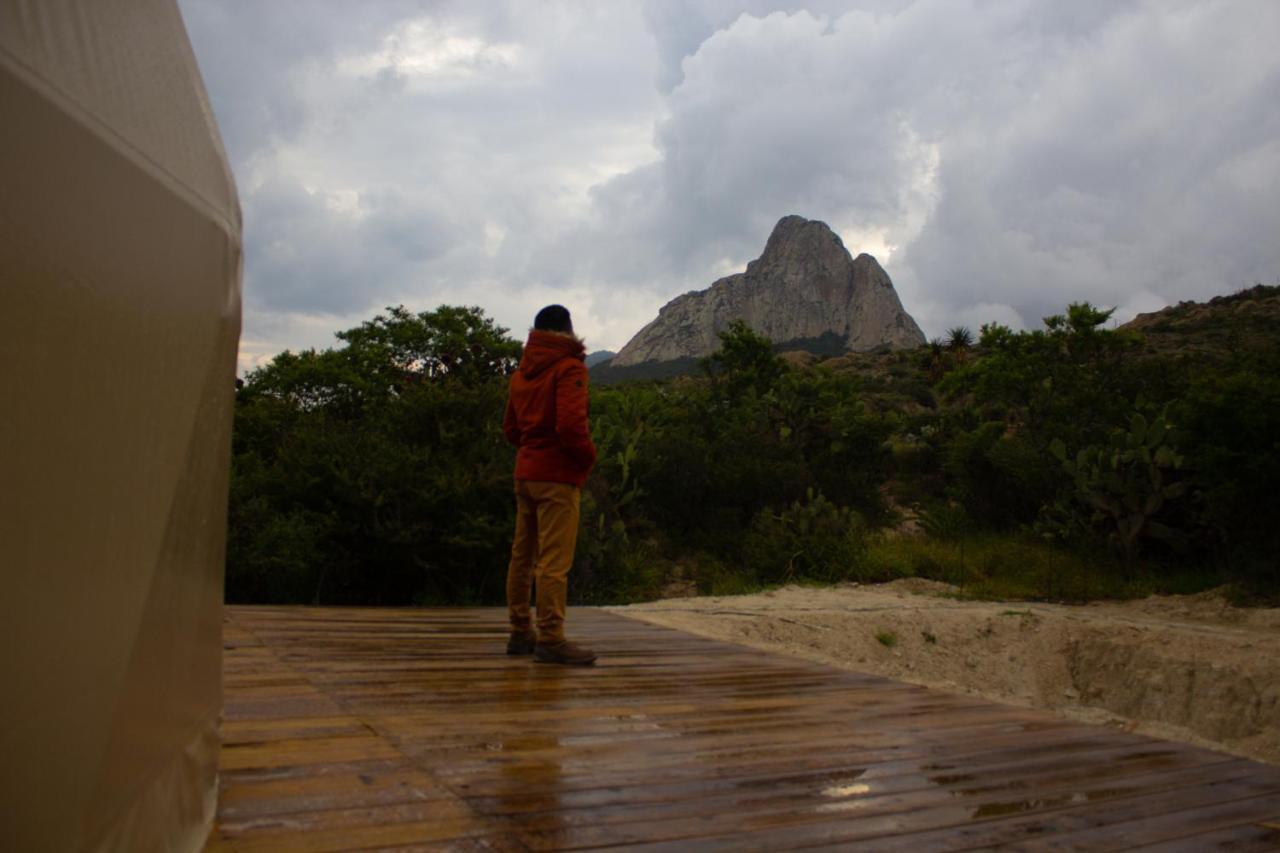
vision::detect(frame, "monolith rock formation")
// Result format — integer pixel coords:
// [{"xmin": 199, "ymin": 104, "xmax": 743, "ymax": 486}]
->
[{"xmin": 610, "ymin": 215, "xmax": 925, "ymax": 367}]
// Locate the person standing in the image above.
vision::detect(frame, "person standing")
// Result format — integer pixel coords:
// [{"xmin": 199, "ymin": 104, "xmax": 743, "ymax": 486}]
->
[{"xmin": 502, "ymin": 305, "xmax": 598, "ymax": 665}]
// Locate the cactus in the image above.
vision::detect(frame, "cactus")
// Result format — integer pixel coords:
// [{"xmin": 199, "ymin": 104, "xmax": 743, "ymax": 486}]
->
[{"xmin": 1046, "ymin": 409, "xmax": 1187, "ymax": 564}]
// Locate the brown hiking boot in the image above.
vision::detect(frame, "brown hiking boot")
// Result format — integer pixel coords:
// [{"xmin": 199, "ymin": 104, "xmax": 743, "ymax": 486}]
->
[
  {"xmin": 506, "ymin": 631, "xmax": 536, "ymax": 655},
  {"xmin": 534, "ymin": 640, "xmax": 597, "ymax": 666}
]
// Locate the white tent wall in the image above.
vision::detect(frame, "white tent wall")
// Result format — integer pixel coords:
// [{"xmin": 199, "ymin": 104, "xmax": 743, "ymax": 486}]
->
[{"xmin": 0, "ymin": 1, "xmax": 241, "ymax": 850}]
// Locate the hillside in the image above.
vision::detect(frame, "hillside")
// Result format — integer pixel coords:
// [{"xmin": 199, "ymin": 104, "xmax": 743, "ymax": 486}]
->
[
  {"xmin": 775, "ymin": 284, "xmax": 1280, "ymax": 414},
  {"xmin": 596, "ymin": 284, "xmax": 1280, "ymax": 409},
  {"xmin": 1122, "ymin": 284, "xmax": 1280, "ymax": 363}
]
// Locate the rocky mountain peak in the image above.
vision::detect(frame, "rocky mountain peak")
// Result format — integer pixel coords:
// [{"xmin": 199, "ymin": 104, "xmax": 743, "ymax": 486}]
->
[
  {"xmin": 610, "ymin": 215, "xmax": 925, "ymax": 367},
  {"xmin": 751, "ymin": 214, "xmax": 841, "ymax": 266}
]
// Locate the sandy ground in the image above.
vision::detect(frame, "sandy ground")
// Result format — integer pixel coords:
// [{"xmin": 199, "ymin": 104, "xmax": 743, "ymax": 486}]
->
[{"xmin": 610, "ymin": 580, "xmax": 1280, "ymax": 765}]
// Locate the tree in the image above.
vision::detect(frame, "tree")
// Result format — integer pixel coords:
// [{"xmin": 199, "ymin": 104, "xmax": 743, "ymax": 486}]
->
[
  {"xmin": 227, "ymin": 305, "xmax": 521, "ymax": 605},
  {"xmin": 337, "ymin": 305, "xmax": 521, "ymax": 386},
  {"xmin": 703, "ymin": 320, "xmax": 787, "ymax": 396},
  {"xmin": 941, "ymin": 302, "xmax": 1140, "ymax": 449}
]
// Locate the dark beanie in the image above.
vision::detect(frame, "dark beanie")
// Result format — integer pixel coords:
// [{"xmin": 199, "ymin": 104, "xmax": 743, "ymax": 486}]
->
[{"xmin": 534, "ymin": 304, "xmax": 573, "ymax": 333}]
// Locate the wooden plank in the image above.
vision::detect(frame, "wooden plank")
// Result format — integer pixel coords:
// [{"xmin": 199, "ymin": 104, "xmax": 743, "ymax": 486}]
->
[
  {"xmin": 440, "ymin": 728, "xmax": 1138, "ymax": 799},
  {"xmin": 220, "ymin": 735, "xmax": 402, "ymax": 771},
  {"xmin": 1011, "ymin": 793, "xmax": 1280, "ymax": 851},
  {"xmin": 217, "ymin": 767, "xmax": 456, "ymax": 819},
  {"xmin": 1123, "ymin": 820, "xmax": 1280, "ymax": 852},
  {"xmin": 225, "ymin": 816, "xmax": 492, "ymax": 853},
  {"xmin": 217, "ymin": 797, "xmax": 485, "ymax": 844},
  {"xmin": 207, "ymin": 605, "xmax": 1280, "ymax": 850},
  {"xmin": 512, "ymin": 761, "xmax": 1265, "ymax": 850},
  {"xmin": 461, "ymin": 743, "xmax": 1231, "ymax": 818},
  {"xmin": 219, "ymin": 715, "xmax": 369, "ymax": 745}
]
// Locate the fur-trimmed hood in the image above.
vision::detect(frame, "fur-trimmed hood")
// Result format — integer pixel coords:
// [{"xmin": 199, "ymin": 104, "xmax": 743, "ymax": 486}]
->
[{"xmin": 518, "ymin": 329, "xmax": 586, "ymax": 379}]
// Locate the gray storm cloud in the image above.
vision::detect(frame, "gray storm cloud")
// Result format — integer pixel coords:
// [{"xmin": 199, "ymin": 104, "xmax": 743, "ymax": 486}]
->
[
  {"xmin": 581, "ymin": 1, "xmax": 1280, "ymax": 334},
  {"xmin": 179, "ymin": 0, "xmax": 1280, "ymax": 368}
]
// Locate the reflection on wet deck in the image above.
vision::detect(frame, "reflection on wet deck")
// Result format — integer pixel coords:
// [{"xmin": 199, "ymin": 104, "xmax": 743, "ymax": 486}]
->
[{"xmin": 208, "ymin": 607, "xmax": 1280, "ymax": 850}]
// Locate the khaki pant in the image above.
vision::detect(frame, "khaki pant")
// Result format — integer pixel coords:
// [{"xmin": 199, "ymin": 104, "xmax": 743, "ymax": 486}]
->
[{"xmin": 506, "ymin": 480, "xmax": 581, "ymax": 643}]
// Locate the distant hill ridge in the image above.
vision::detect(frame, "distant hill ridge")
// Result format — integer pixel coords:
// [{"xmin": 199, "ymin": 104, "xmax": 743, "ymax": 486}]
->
[
  {"xmin": 1121, "ymin": 283, "xmax": 1280, "ymax": 363},
  {"xmin": 608, "ymin": 215, "xmax": 925, "ymax": 369},
  {"xmin": 592, "ymin": 283, "xmax": 1279, "ymax": 386}
]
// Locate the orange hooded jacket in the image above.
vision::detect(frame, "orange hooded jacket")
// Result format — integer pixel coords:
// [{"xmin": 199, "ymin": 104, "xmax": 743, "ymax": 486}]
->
[{"xmin": 503, "ymin": 330, "xmax": 597, "ymax": 487}]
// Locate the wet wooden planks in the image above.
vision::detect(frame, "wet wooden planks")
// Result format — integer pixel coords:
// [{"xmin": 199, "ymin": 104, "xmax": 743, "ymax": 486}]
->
[{"xmin": 208, "ymin": 606, "xmax": 1280, "ymax": 851}]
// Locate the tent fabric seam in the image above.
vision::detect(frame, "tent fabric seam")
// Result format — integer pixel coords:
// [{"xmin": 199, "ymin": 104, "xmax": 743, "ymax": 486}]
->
[{"xmin": 0, "ymin": 44, "xmax": 239, "ymax": 239}]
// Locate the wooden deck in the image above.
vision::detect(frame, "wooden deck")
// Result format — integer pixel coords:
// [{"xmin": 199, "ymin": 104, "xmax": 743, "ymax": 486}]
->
[{"xmin": 209, "ymin": 606, "xmax": 1280, "ymax": 851}]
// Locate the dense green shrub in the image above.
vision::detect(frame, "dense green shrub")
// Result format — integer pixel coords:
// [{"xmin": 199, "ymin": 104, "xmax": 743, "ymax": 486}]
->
[
  {"xmin": 227, "ymin": 306, "xmax": 518, "ymax": 605},
  {"xmin": 569, "ymin": 488, "xmax": 663, "ymax": 604},
  {"xmin": 942, "ymin": 422, "xmax": 1057, "ymax": 529},
  {"xmin": 226, "ymin": 296, "xmax": 1279, "ymax": 606},
  {"xmin": 227, "ymin": 309, "xmax": 900, "ymax": 605},
  {"xmin": 943, "ymin": 303, "xmax": 1142, "ymax": 450},
  {"xmin": 742, "ymin": 490, "xmax": 867, "ymax": 584},
  {"xmin": 1172, "ymin": 369, "xmax": 1280, "ymax": 593}
]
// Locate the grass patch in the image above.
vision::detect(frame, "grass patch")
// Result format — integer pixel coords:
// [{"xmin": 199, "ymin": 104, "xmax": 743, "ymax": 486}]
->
[
  {"xmin": 670, "ymin": 531, "xmax": 1229, "ymax": 606},
  {"xmin": 859, "ymin": 533, "xmax": 1224, "ymax": 602},
  {"xmin": 876, "ymin": 630, "xmax": 898, "ymax": 648},
  {"xmin": 689, "ymin": 553, "xmax": 770, "ymax": 597}
]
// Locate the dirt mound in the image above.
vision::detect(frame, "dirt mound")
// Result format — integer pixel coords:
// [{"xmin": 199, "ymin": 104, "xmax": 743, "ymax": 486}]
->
[{"xmin": 612, "ymin": 580, "xmax": 1280, "ymax": 765}]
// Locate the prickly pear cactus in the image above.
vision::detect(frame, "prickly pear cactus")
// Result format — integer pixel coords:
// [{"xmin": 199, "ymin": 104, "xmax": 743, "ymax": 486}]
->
[{"xmin": 1046, "ymin": 409, "xmax": 1187, "ymax": 563}]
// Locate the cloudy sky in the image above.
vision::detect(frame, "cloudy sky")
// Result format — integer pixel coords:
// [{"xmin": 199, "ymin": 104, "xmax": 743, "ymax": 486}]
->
[{"xmin": 178, "ymin": 0, "xmax": 1280, "ymax": 371}]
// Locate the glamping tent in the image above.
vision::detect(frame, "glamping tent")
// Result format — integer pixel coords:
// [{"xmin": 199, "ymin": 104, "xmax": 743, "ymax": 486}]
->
[{"xmin": 0, "ymin": 1, "xmax": 241, "ymax": 849}]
